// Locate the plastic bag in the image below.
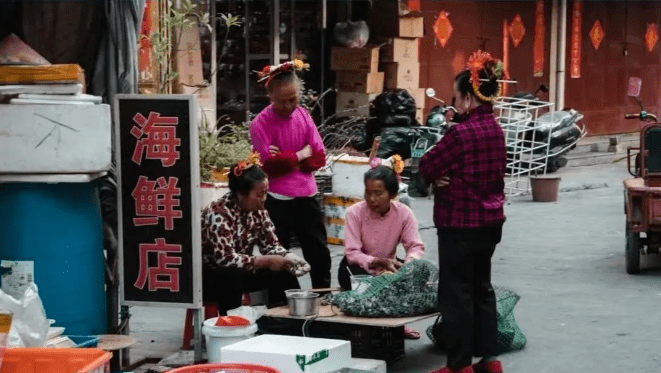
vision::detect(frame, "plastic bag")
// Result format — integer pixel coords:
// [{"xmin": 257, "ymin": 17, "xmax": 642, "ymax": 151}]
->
[
  {"xmin": 333, "ymin": 21, "xmax": 369, "ymax": 48},
  {"xmin": 0, "ymin": 284, "xmax": 49, "ymax": 347},
  {"xmin": 227, "ymin": 305, "xmax": 267, "ymax": 324}
]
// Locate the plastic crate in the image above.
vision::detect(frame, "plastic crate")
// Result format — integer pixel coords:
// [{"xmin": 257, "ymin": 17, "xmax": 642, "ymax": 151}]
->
[
  {"xmin": 168, "ymin": 363, "xmax": 280, "ymax": 373},
  {"xmin": 0, "ymin": 348, "xmax": 111, "ymax": 373}
]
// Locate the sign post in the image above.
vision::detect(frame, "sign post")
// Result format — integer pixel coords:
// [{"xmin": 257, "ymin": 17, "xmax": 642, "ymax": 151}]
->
[{"xmin": 114, "ymin": 94, "xmax": 203, "ymax": 361}]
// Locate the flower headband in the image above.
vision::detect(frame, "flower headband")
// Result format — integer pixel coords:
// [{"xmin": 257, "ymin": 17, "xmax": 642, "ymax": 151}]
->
[
  {"xmin": 257, "ymin": 59, "xmax": 310, "ymax": 87},
  {"xmin": 466, "ymin": 50, "xmax": 508, "ymax": 103},
  {"xmin": 369, "ymin": 154, "xmax": 405, "ymax": 175},
  {"xmin": 232, "ymin": 152, "xmax": 263, "ymax": 177}
]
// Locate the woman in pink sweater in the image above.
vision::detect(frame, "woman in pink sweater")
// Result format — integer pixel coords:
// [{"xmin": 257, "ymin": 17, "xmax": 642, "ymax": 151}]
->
[{"xmin": 338, "ymin": 165, "xmax": 425, "ymax": 338}]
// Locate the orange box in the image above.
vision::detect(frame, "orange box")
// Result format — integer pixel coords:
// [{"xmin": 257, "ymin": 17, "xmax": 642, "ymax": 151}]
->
[
  {"xmin": 0, "ymin": 64, "xmax": 85, "ymax": 86},
  {"xmin": 1, "ymin": 348, "xmax": 111, "ymax": 373}
]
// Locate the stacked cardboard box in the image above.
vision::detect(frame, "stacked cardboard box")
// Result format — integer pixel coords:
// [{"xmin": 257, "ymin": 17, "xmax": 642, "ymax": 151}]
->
[
  {"xmin": 331, "ymin": 45, "xmax": 384, "ymax": 118},
  {"xmin": 373, "ymin": 0, "xmax": 426, "ymax": 123}
]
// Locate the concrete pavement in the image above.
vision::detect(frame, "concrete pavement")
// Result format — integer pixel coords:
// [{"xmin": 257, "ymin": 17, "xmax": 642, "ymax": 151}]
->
[{"xmin": 126, "ymin": 162, "xmax": 661, "ymax": 373}]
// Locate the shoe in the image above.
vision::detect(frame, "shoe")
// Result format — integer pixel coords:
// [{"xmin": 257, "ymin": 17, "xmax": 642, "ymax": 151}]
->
[
  {"xmin": 473, "ymin": 359, "xmax": 503, "ymax": 373},
  {"xmin": 404, "ymin": 326, "xmax": 421, "ymax": 339},
  {"xmin": 429, "ymin": 366, "xmax": 474, "ymax": 373}
]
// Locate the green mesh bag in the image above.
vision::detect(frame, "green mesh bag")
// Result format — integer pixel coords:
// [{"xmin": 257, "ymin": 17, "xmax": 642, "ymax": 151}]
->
[
  {"xmin": 331, "ymin": 260, "xmax": 439, "ymax": 317},
  {"xmin": 426, "ymin": 285, "xmax": 527, "ymax": 355}
]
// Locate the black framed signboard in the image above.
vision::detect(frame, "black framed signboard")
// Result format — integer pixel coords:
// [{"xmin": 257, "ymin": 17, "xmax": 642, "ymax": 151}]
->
[{"xmin": 114, "ymin": 94, "xmax": 202, "ymax": 307}]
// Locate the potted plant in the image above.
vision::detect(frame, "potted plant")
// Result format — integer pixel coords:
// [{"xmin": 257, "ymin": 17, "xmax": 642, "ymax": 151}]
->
[{"xmin": 199, "ymin": 115, "xmax": 251, "ymax": 183}]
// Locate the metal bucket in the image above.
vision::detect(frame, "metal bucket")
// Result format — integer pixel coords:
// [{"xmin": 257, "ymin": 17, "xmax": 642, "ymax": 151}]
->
[{"xmin": 286, "ymin": 291, "xmax": 319, "ymax": 316}]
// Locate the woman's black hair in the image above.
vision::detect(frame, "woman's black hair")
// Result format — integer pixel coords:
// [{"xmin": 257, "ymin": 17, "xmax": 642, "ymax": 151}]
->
[
  {"xmin": 364, "ymin": 165, "xmax": 399, "ymax": 197},
  {"xmin": 266, "ymin": 70, "xmax": 301, "ymax": 93},
  {"xmin": 228, "ymin": 164, "xmax": 267, "ymax": 195},
  {"xmin": 454, "ymin": 65, "xmax": 499, "ymax": 104}
]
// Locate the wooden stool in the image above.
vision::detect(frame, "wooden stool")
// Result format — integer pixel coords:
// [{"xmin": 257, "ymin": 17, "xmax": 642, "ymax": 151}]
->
[{"xmin": 181, "ymin": 302, "xmax": 220, "ymax": 350}]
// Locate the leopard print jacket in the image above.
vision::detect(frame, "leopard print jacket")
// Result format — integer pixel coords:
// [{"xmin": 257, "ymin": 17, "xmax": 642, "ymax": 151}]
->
[{"xmin": 201, "ymin": 192, "xmax": 287, "ymax": 271}]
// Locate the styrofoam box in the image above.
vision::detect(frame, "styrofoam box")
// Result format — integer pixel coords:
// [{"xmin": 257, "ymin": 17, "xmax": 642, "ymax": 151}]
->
[
  {"xmin": 0, "ymin": 104, "xmax": 111, "ymax": 173},
  {"xmin": 331, "ymin": 155, "xmax": 371, "ymax": 198},
  {"xmin": 220, "ymin": 334, "xmax": 352, "ymax": 373}
]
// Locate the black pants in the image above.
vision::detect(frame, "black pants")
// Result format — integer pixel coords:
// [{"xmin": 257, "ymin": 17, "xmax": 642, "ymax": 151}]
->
[
  {"xmin": 337, "ymin": 256, "xmax": 370, "ymax": 290},
  {"xmin": 437, "ymin": 223, "xmax": 503, "ymax": 370},
  {"xmin": 265, "ymin": 195, "xmax": 332, "ymax": 288},
  {"xmin": 202, "ymin": 266, "xmax": 300, "ymax": 315}
]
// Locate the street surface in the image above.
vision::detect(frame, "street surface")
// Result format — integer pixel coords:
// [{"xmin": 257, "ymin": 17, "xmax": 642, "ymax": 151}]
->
[{"xmin": 130, "ymin": 163, "xmax": 661, "ymax": 373}]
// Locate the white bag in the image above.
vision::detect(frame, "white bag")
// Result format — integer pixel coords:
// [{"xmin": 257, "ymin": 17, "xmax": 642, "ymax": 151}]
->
[{"xmin": 0, "ymin": 284, "xmax": 49, "ymax": 347}]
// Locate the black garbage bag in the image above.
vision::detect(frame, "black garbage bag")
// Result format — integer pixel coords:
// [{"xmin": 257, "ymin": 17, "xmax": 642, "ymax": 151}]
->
[
  {"xmin": 352, "ymin": 90, "xmax": 419, "ymax": 153},
  {"xmin": 334, "ymin": 20, "xmax": 369, "ymax": 48},
  {"xmin": 377, "ymin": 126, "xmax": 418, "ymax": 159},
  {"xmin": 371, "ymin": 89, "xmax": 417, "ymax": 124}
]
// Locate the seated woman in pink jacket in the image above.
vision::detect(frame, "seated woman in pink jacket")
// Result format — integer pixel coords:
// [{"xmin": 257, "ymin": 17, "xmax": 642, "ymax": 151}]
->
[{"xmin": 337, "ymin": 162, "xmax": 425, "ymax": 338}]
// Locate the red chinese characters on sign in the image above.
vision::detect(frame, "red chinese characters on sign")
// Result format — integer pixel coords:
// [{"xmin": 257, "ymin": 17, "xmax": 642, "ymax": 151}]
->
[
  {"xmin": 134, "ymin": 238, "xmax": 183, "ymax": 292},
  {"xmin": 589, "ymin": 20, "xmax": 604, "ymax": 51},
  {"xmin": 132, "ymin": 176, "xmax": 182, "ymax": 230},
  {"xmin": 646, "ymin": 23, "xmax": 659, "ymax": 52},
  {"xmin": 433, "ymin": 11, "xmax": 453, "ymax": 48},
  {"xmin": 131, "ymin": 112, "xmax": 181, "ymax": 167},
  {"xmin": 509, "ymin": 14, "xmax": 526, "ymax": 48},
  {"xmin": 533, "ymin": 1, "xmax": 545, "ymax": 77},
  {"xmin": 570, "ymin": 1, "xmax": 582, "ymax": 79}
]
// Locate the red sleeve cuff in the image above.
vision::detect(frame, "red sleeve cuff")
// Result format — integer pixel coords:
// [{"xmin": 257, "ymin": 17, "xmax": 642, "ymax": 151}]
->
[
  {"xmin": 299, "ymin": 149, "xmax": 326, "ymax": 173},
  {"xmin": 263, "ymin": 151, "xmax": 299, "ymax": 177}
]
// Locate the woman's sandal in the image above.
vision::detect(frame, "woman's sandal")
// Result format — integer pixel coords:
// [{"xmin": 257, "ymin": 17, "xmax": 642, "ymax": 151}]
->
[{"xmin": 404, "ymin": 326, "xmax": 421, "ymax": 339}]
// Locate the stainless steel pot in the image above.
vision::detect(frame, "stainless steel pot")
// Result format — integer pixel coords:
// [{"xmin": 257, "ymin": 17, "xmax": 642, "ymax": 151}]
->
[{"xmin": 287, "ymin": 291, "xmax": 319, "ymax": 316}]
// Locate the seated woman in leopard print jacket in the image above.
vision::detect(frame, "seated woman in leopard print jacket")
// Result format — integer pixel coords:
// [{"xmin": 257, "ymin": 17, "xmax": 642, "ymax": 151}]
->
[{"xmin": 201, "ymin": 157, "xmax": 310, "ymax": 314}]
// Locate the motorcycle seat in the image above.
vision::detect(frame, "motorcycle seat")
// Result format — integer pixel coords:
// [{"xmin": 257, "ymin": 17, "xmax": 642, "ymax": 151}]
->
[{"xmin": 536, "ymin": 109, "xmax": 578, "ymax": 134}]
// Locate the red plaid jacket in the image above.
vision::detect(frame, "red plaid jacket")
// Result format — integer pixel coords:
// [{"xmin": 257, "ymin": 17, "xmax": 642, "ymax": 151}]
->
[{"xmin": 419, "ymin": 105, "xmax": 507, "ymax": 228}]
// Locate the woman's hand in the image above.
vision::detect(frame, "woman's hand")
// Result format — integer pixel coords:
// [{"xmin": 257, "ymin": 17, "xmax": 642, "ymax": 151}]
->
[
  {"xmin": 269, "ymin": 145, "xmax": 281, "ymax": 156},
  {"xmin": 296, "ymin": 145, "xmax": 313, "ymax": 161},
  {"xmin": 435, "ymin": 176, "xmax": 450, "ymax": 188},
  {"xmin": 370, "ymin": 258, "xmax": 402, "ymax": 274},
  {"xmin": 254, "ymin": 255, "xmax": 294, "ymax": 272}
]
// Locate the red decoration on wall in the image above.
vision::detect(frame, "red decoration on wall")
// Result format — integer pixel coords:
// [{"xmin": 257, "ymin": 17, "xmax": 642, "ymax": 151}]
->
[
  {"xmin": 589, "ymin": 20, "xmax": 604, "ymax": 50},
  {"xmin": 646, "ymin": 23, "xmax": 659, "ymax": 52},
  {"xmin": 508, "ymin": 14, "xmax": 526, "ymax": 48},
  {"xmin": 570, "ymin": 1, "xmax": 582, "ymax": 79},
  {"xmin": 433, "ymin": 11, "xmax": 453, "ymax": 48},
  {"xmin": 533, "ymin": 1, "xmax": 545, "ymax": 77}
]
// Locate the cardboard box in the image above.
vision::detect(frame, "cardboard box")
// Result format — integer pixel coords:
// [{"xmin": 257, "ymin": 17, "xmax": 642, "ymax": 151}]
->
[
  {"xmin": 336, "ymin": 72, "xmax": 384, "ymax": 94},
  {"xmin": 221, "ymin": 334, "xmax": 351, "ymax": 373},
  {"xmin": 324, "ymin": 195, "xmax": 364, "ymax": 245},
  {"xmin": 381, "ymin": 38, "xmax": 419, "ymax": 63},
  {"xmin": 335, "ymin": 92, "xmax": 377, "ymax": 118},
  {"xmin": 383, "ymin": 62, "xmax": 420, "ymax": 90},
  {"xmin": 407, "ymin": 87, "xmax": 426, "ymax": 109},
  {"xmin": 371, "ymin": 1, "xmax": 425, "ymax": 38},
  {"xmin": 174, "ymin": 16, "xmax": 204, "ymax": 88},
  {"xmin": 331, "ymin": 46, "xmax": 380, "ymax": 72}
]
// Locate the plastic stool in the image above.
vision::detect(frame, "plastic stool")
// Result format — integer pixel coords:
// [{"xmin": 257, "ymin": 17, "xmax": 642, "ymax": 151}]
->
[{"xmin": 181, "ymin": 303, "xmax": 220, "ymax": 350}]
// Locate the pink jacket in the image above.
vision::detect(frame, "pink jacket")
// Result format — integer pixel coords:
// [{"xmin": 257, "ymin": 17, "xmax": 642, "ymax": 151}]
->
[
  {"xmin": 249, "ymin": 105, "xmax": 326, "ymax": 197},
  {"xmin": 345, "ymin": 201, "xmax": 425, "ymax": 273}
]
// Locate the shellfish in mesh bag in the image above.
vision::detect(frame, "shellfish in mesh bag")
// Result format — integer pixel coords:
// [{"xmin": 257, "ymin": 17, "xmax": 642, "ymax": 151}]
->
[
  {"xmin": 331, "ymin": 260, "xmax": 439, "ymax": 317},
  {"xmin": 426, "ymin": 285, "xmax": 527, "ymax": 355}
]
